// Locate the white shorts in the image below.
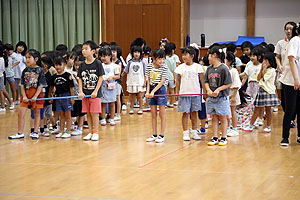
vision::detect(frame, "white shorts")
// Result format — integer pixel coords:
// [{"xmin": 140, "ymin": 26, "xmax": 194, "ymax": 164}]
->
[{"xmin": 127, "ymin": 86, "xmax": 146, "ymax": 93}]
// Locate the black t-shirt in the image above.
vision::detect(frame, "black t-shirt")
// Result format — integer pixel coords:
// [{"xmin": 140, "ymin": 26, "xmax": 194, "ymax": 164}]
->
[
  {"xmin": 51, "ymin": 72, "xmax": 74, "ymax": 95},
  {"xmin": 21, "ymin": 66, "xmax": 47, "ymax": 89},
  {"xmin": 204, "ymin": 64, "xmax": 232, "ymax": 97},
  {"xmin": 44, "ymin": 71, "xmax": 52, "ymax": 105},
  {"xmin": 240, "ymin": 55, "xmax": 250, "ymax": 73},
  {"xmin": 77, "ymin": 59, "xmax": 105, "ymax": 98}
]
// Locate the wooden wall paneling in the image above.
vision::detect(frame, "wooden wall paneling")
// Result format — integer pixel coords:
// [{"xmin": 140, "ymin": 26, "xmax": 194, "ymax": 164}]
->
[{"xmin": 247, "ymin": 0, "xmax": 255, "ymax": 36}]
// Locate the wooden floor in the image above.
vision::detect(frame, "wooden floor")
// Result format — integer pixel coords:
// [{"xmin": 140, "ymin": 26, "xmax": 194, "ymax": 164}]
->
[{"xmin": 0, "ymin": 105, "xmax": 299, "ymax": 200}]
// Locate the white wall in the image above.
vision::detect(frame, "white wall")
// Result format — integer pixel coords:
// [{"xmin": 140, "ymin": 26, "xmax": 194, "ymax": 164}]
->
[
  {"xmin": 190, "ymin": 0, "xmax": 300, "ymax": 46},
  {"xmin": 256, "ymin": 0, "xmax": 300, "ymax": 44},
  {"xmin": 190, "ymin": 0, "xmax": 247, "ymax": 46}
]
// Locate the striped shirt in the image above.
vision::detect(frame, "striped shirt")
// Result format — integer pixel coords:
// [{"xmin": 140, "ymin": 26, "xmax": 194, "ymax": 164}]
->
[{"xmin": 146, "ymin": 63, "xmax": 168, "ymax": 87}]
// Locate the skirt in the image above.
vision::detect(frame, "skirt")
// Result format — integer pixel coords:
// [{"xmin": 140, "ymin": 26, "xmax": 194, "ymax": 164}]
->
[{"xmin": 254, "ymin": 87, "xmax": 280, "ymax": 107}]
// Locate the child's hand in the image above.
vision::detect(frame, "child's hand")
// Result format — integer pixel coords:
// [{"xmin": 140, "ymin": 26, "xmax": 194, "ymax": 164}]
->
[
  {"xmin": 107, "ymin": 77, "xmax": 112, "ymax": 82},
  {"xmin": 48, "ymin": 99, "xmax": 53, "ymax": 104},
  {"xmin": 149, "ymin": 92, "xmax": 155, "ymax": 98},
  {"xmin": 78, "ymin": 92, "xmax": 85, "ymax": 99},
  {"xmin": 23, "ymin": 97, "xmax": 28, "ymax": 103},
  {"xmin": 207, "ymin": 90, "xmax": 213, "ymax": 97},
  {"xmin": 31, "ymin": 96, "xmax": 37, "ymax": 102},
  {"xmin": 294, "ymin": 79, "xmax": 300, "ymax": 90},
  {"xmin": 212, "ymin": 89, "xmax": 219, "ymax": 97},
  {"xmin": 230, "ymin": 97, "xmax": 236, "ymax": 105},
  {"xmin": 70, "ymin": 98, "xmax": 75, "ymax": 105},
  {"xmin": 145, "ymin": 93, "xmax": 150, "ymax": 98},
  {"xmin": 91, "ymin": 91, "xmax": 97, "ymax": 98}
]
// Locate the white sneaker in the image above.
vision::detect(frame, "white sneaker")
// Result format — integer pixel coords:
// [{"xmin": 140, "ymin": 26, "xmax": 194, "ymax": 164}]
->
[
  {"xmin": 146, "ymin": 135, "xmax": 157, "ymax": 142},
  {"xmin": 109, "ymin": 119, "xmax": 116, "ymax": 126},
  {"xmin": 273, "ymin": 107, "xmax": 278, "ymax": 112},
  {"xmin": 100, "ymin": 119, "xmax": 107, "ymax": 126},
  {"xmin": 122, "ymin": 104, "xmax": 127, "ymax": 110},
  {"xmin": 44, "ymin": 127, "xmax": 49, "ymax": 132},
  {"xmin": 129, "ymin": 109, "xmax": 134, "ymax": 114},
  {"xmin": 242, "ymin": 125, "xmax": 254, "ymax": 132},
  {"xmin": 137, "ymin": 109, "xmax": 143, "ymax": 115},
  {"xmin": 9, "ymin": 104, "xmax": 14, "ymax": 110},
  {"xmin": 258, "ymin": 118, "xmax": 264, "ymax": 126},
  {"xmin": 142, "ymin": 107, "xmax": 151, "ymax": 112},
  {"xmin": 227, "ymin": 129, "xmax": 239, "ymax": 137},
  {"xmin": 83, "ymin": 133, "xmax": 93, "ymax": 140},
  {"xmin": 114, "ymin": 114, "xmax": 121, "ymax": 121},
  {"xmin": 52, "ymin": 128, "xmax": 61, "ymax": 134},
  {"xmin": 0, "ymin": 107, "xmax": 6, "ymax": 112},
  {"xmin": 56, "ymin": 132, "xmax": 64, "ymax": 138},
  {"xmin": 174, "ymin": 101, "xmax": 178, "ymax": 106},
  {"xmin": 41, "ymin": 132, "xmax": 50, "ymax": 137},
  {"xmin": 91, "ymin": 133, "xmax": 99, "ymax": 141},
  {"xmin": 71, "ymin": 129, "xmax": 82, "ymax": 136},
  {"xmin": 263, "ymin": 127, "xmax": 271, "ymax": 133},
  {"xmin": 61, "ymin": 132, "xmax": 71, "ymax": 138},
  {"xmin": 183, "ymin": 131, "xmax": 190, "ymax": 141},
  {"xmin": 155, "ymin": 135, "xmax": 165, "ymax": 143},
  {"xmin": 31, "ymin": 132, "xmax": 39, "ymax": 140},
  {"xmin": 8, "ymin": 133, "xmax": 24, "ymax": 139},
  {"xmin": 191, "ymin": 130, "xmax": 201, "ymax": 140}
]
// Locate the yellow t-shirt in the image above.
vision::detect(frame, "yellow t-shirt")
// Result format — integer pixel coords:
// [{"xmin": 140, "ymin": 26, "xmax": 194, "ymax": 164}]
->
[{"xmin": 259, "ymin": 68, "xmax": 276, "ymax": 94}]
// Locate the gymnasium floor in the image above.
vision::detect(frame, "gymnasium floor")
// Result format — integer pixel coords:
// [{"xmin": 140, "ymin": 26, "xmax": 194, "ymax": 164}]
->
[{"xmin": 0, "ymin": 106, "xmax": 299, "ymax": 200}]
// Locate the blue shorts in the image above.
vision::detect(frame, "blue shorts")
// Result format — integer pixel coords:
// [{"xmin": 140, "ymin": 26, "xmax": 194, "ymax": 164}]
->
[
  {"xmin": 148, "ymin": 85, "xmax": 168, "ymax": 106},
  {"xmin": 6, "ymin": 76, "xmax": 14, "ymax": 83},
  {"xmin": 198, "ymin": 102, "xmax": 207, "ymax": 120},
  {"xmin": 177, "ymin": 96, "xmax": 201, "ymax": 113},
  {"xmin": 31, "ymin": 107, "xmax": 45, "ymax": 120},
  {"xmin": 55, "ymin": 93, "xmax": 73, "ymax": 112},
  {"xmin": 206, "ymin": 96, "xmax": 230, "ymax": 116}
]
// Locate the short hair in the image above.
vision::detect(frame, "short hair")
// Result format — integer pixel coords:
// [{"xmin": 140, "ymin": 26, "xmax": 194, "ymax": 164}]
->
[
  {"xmin": 132, "ymin": 37, "xmax": 146, "ymax": 47},
  {"xmin": 4, "ymin": 43, "xmax": 14, "ymax": 51},
  {"xmin": 110, "ymin": 45, "xmax": 122, "ymax": 58},
  {"xmin": 263, "ymin": 52, "xmax": 277, "ymax": 69},
  {"xmin": 264, "ymin": 44, "xmax": 275, "ymax": 54},
  {"xmin": 41, "ymin": 56, "xmax": 53, "ymax": 68},
  {"xmin": 182, "ymin": 46, "xmax": 196, "ymax": 58},
  {"xmin": 99, "ymin": 47, "xmax": 112, "ymax": 57},
  {"xmin": 15, "ymin": 41, "xmax": 27, "ymax": 56},
  {"xmin": 241, "ymin": 41, "xmax": 253, "ymax": 51},
  {"xmin": 164, "ymin": 43, "xmax": 172, "ymax": 55},
  {"xmin": 53, "ymin": 56, "xmax": 67, "ymax": 66},
  {"xmin": 83, "ymin": 40, "xmax": 98, "ymax": 50},
  {"xmin": 55, "ymin": 44, "xmax": 68, "ymax": 52},
  {"xmin": 99, "ymin": 42, "xmax": 109, "ymax": 48},
  {"xmin": 203, "ymin": 54, "xmax": 210, "ymax": 66},
  {"xmin": 143, "ymin": 45, "xmax": 152, "ymax": 55},
  {"xmin": 131, "ymin": 45, "xmax": 143, "ymax": 59},
  {"xmin": 75, "ymin": 55, "xmax": 85, "ymax": 62},
  {"xmin": 109, "ymin": 42, "xmax": 119, "ymax": 46},
  {"xmin": 208, "ymin": 46, "xmax": 225, "ymax": 63},
  {"xmin": 226, "ymin": 51, "xmax": 236, "ymax": 68},
  {"xmin": 72, "ymin": 44, "xmax": 83, "ymax": 56},
  {"xmin": 250, "ymin": 46, "xmax": 263, "ymax": 63},
  {"xmin": 226, "ymin": 43, "xmax": 237, "ymax": 53},
  {"xmin": 152, "ymin": 48, "xmax": 166, "ymax": 59},
  {"xmin": 169, "ymin": 42, "xmax": 176, "ymax": 50},
  {"xmin": 66, "ymin": 51, "xmax": 77, "ymax": 60}
]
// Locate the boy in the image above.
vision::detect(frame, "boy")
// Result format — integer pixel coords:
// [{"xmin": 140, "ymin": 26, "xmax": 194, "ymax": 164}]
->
[{"xmin": 78, "ymin": 40, "xmax": 105, "ymax": 141}]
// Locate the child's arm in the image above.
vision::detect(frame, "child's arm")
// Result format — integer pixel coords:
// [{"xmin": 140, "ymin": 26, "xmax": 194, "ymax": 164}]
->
[
  {"xmin": 31, "ymin": 86, "xmax": 43, "ymax": 102},
  {"xmin": 145, "ymin": 77, "xmax": 151, "ymax": 98},
  {"xmin": 78, "ymin": 78, "xmax": 84, "ymax": 99},
  {"xmin": 205, "ymin": 83, "xmax": 213, "ymax": 97},
  {"xmin": 176, "ymin": 74, "xmax": 181, "ymax": 94},
  {"xmin": 70, "ymin": 86, "xmax": 75, "ymax": 105},
  {"xmin": 48, "ymin": 86, "xmax": 55, "ymax": 104},
  {"xmin": 199, "ymin": 73, "xmax": 206, "ymax": 97},
  {"xmin": 257, "ymin": 64, "xmax": 267, "ymax": 81},
  {"xmin": 230, "ymin": 88, "xmax": 238, "ymax": 104},
  {"xmin": 212, "ymin": 83, "xmax": 232, "ymax": 97},
  {"xmin": 275, "ymin": 54, "xmax": 283, "ymax": 73},
  {"xmin": 241, "ymin": 74, "xmax": 248, "ymax": 86},
  {"xmin": 20, "ymin": 85, "xmax": 28, "ymax": 102},
  {"xmin": 91, "ymin": 76, "xmax": 103, "ymax": 98},
  {"xmin": 149, "ymin": 78, "xmax": 166, "ymax": 98},
  {"xmin": 11, "ymin": 61, "xmax": 20, "ymax": 69}
]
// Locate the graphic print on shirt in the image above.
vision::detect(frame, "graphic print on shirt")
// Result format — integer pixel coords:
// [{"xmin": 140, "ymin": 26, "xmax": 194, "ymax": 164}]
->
[
  {"xmin": 150, "ymin": 70, "xmax": 160, "ymax": 82},
  {"xmin": 24, "ymin": 71, "xmax": 39, "ymax": 89},
  {"xmin": 81, "ymin": 69, "xmax": 98, "ymax": 90},
  {"xmin": 132, "ymin": 64, "xmax": 140, "ymax": 73},
  {"xmin": 208, "ymin": 73, "xmax": 220, "ymax": 88},
  {"xmin": 104, "ymin": 67, "xmax": 111, "ymax": 75}
]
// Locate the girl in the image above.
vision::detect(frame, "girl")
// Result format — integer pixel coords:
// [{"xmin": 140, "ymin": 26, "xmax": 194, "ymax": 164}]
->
[
  {"xmin": 8, "ymin": 49, "xmax": 47, "ymax": 140},
  {"xmin": 65, "ymin": 51, "xmax": 77, "ymax": 73},
  {"xmin": 145, "ymin": 49, "xmax": 168, "ymax": 143},
  {"xmin": 111, "ymin": 45, "xmax": 123, "ymax": 121},
  {"xmin": 14, "ymin": 41, "xmax": 27, "ymax": 104},
  {"xmin": 49, "ymin": 57, "xmax": 75, "ymax": 138},
  {"xmin": 124, "ymin": 45, "xmax": 146, "ymax": 114},
  {"xmin": 205, "ymin": 46, "xmax": 232, "ymax": 146},
  {"xmin": 99, "ymin": 48, "xmax": 120, "ymax": 126},
  {"xmin": 243, "ymin": 52, "xmax": 280, "ymax": 133},
  {"xmin": 226, "ymin": 51, "xmax": 242, "ymax": 137},
  {"xmin": 279, "ymin": 23, "xmax": 300, "ymax": 146},
  {"xmin": 175, "ymin": 46, "xmax": 205, "ymax": 141}
]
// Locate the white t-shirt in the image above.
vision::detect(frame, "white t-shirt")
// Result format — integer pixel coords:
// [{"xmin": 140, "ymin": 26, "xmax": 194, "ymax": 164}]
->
[
  {"xmin": 13, "ymin": 53, "xmax": 26, "ymax": 79},
  {"xmin": 125, "ymin": 60, "xmax": 146, "ymax": 86},
  {"xmin": 230, "ymin": 67, "xmax": 241, "ymax": 89},
  {"xmin": 244, "ymin": 61, "xmax": 262, "ymax": 82},
  {"xmin": 279, "ymin": 36, "xmax": 300, "ymax": 86},
  {"xmin": 102, "ymin": 63, "xmax": 120, "ymax": 82},
  {"xmin": 0, "ymin": 57, "xmax": 5, "ymax": 77},
  {"xmin": 275, "ymin": 38, "xmax": 289, "ymax": 65},
  {"xmin": 175, "ymin": 63, "xmax": 204, "ymax": 94}
]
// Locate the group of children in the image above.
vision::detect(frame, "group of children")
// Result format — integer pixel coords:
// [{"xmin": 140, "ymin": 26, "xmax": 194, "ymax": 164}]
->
[{"xmin": 3, "ymin": 36, "xmax": 282, "ymax": 146}]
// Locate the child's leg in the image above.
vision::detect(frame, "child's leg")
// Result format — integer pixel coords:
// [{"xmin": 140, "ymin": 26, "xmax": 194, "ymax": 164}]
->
[
  {"xmin": 265, "ymin": 106, "xmax": 272, "ymax": 127},
  {"xmin": 33, "ymin": 108, "xmax": 41, "ymax": 133},
  {"xmin": 150, "ymin": 105, "xmax": 158, "ymax": 134},
  {"xmin": 190, "ymin": 111, "xmax": 198, "ymax": 130},
  {"xmin": 8, "ymin": 81, "xmax": 16, "ymax": 102},
  {"xmin": 18, "ymin": 107, "xmax": 27, "ymax": 133},
  {"xmin": 250, "ymin": 107, "xmax": 262, "ymax": 125},
  {"xmin": 91, "ymin": 113, "xmax": 99, "ymax": 133},
  {"xmin": 87, "ymin": 112, "xmax": 93, "ymax": 133},
  {"xmin": 116, "ymin": 95, "xmax": 121, "ymax": 114},
  {"xmin": 211, "ymin": 114, "xmax": 219, "ymax": 137},
  {"xmin": 137, "ymin": 92, "xmax": 144, "ymax": 109},
  {"xmin": 15, "ymin": 79, "xmax": 20, "ymax": 101},
  {"xmin": 0, "ymin": 91, "xmax": 5, "ymax": 107},
  {"xmin": 182, "ymin": 113, "xmax": 189, "ymax": 131},
  {"xmin": 109, "ymin": 102, "xmax": 115, "ymax": 119},
  {"xmin": 159, "ymin": 105, "xmax": 166, "ymax": 135},
  {"xmin": 231, "ymin": 105, "xmax": 237, "ymax": 128},
  {"xmin": 78, "ymin": 116, "xmax": 84, "ymax": 129},
  {"xmin": 3, "ymin": 88, "xmax": 13, "ymax": 104},
  {"xmin": 65, "ymin": 111, "xmax": 72, "ymax": 131},
  {"xmin": 219, "ymin": 115, "xmax": 228, "ymax": 138},
  {"xmin": 59, "ymin": 112, "xmax": 65, "ymax": 131},
  {"xmin": 200, "ymin": 119, "xmax": 206, "ymax": 129},
  {"xmin": 129, "ymin": 93, "xmax": 135, "ymax": 109},
  {"xmin": 101, "ymin": 103, "xmax": 107, "ymax": 119},
  {"xmin": 169, "ymin": 88, "xmax": 175, "ymax": 105}
]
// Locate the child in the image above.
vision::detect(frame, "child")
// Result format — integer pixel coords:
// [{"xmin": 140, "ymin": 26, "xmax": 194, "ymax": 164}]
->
[
  {"xmin": 239, "ymin": 41, "xmax": 253, "ymax": 73},
  {"xmin": 142, "ymin": 45, "xmax": 152, "ymax": 66},
  {"xmin": 78, "ymin": 40, "xmax": 104, "ymax": 141},
  {"xmin": 145, "ymin": 49, "xmax": 168, "ymax": 143},
  {"xmin": 242, "ymin": 52, "xmax": 280, "ymax": 133},
  {"xmin": 14, "ymin": 41, "xmax": 27, "ymax": 104},
  {"xmin": 111, "ymin": 45, "xmax": 123, "ymax": 121},
  {"xmin": 169, "ymin": 42, "xmax": 181, "ymax": 66},
  {"xmin": 0, "ymin": 45, "xmax": 5, "ymax": 112},
  {"xmin": 65, "ymin": 51, "xmax": 77, "ymax": 73},
  {"xmin": 8, "ymin": 49, "xmax": 47, "ymax": 140},
  {"xmin": 175, "ymin": 46, "xmax": 205, "ymax": 141},
  {"xmin": 49, "ymin": 57, "xmax": 75, "ymax": 138},
  {"xmin": 205, "ymin": 46, "xmax": 232, "ymax": 146},
  {"xmin": 226, "ymin": 51, "xmax": 242, "ymax": 137},
  {"xmin": 99, "ymin": 47, "xmax": 120, "ymax": 126},
  {"xmin": 124, "ymin": 45, "xmax": 146, "ymax": 114},
  {"xmin": 164, "ymin": 43, "xmax": 177, "ymax": 107}
]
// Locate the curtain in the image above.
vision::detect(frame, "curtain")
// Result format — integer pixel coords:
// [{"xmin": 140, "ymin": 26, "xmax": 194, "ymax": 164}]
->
[{"xmin": 0, "ymin": 0, "xmax": 99, "ymax": 52}]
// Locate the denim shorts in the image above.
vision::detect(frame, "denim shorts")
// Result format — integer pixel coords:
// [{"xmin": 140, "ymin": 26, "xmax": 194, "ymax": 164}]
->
[
  {"xmin": 55, "ymin": 93, "xmax": 73, "ymax": 112},
  {"xmin": 206, "ymin": 96, "xmax": 230, "ymax": 116},
  {"xmin": 148, "ymin": 85, "xmax": 168, "ymax": 106},
  {"xmin": 6, "ymin": 76, "xmax": 14, "ymax": 83},
  {"xmin": 0, "ymin": 76, "xmax": 4, "ymax": 91},
  {"xmin": 177, "ymin": 96, "xmax": 202, "ymax": 113},
  {"xmin": 31, "ymin": 107, "xmax": 45, "ymax": 120}
]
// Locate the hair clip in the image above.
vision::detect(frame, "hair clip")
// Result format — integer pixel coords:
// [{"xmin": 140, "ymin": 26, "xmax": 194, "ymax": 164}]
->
[{"xmin": 219, "ymin": 49, "xmax": 223, "ymax": 53}]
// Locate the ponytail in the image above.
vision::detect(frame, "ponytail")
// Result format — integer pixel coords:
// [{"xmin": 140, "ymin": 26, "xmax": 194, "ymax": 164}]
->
[
  {"xmin": 209, "ymin": 46, "xmax": 225, "ymax": 63},
  {"xmin": 26, "ymin": 49, "xmax": 42, "ymax": 67}
]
